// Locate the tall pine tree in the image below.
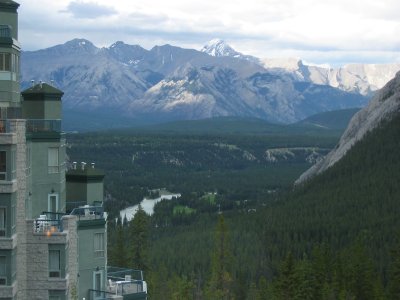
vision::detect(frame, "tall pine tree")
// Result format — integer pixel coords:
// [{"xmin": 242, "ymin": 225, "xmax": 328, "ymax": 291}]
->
[
  {"xmin": 206, "ymin": 215, "xmax": 233, "ymax": 299},
  {"xmin": 129, "ymin": 204, "xmax": 150, "ymax": 271}
]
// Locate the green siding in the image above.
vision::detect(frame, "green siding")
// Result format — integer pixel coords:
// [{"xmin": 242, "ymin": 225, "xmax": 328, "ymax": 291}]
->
[
  {"xmin": 28, "ymin": 139, "xmax": 66, "ymax": 218},
  {"xmin": 78, "ymin": 225, "xmax": 107, "ymax": 300}
]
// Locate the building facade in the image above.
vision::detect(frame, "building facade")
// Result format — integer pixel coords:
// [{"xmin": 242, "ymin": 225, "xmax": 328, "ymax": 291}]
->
[{"xmin": 0, "ymin": 1, "xmax": 147, "ymax": 299}]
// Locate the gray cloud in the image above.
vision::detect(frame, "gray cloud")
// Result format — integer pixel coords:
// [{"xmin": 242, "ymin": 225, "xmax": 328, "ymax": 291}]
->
[{"xmin": 63, "ymin": 1, "xmax": 117, "ymax": 19}]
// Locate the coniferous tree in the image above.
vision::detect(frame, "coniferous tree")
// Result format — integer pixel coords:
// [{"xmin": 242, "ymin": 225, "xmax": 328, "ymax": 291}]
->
[
  {"xmin": 129, "ymin": 204, "xmax": 150, "ymax": 271},
  {"xmin": 275, "ymin": 252, "xmax": 296, "ymax": 299},
  {"xmin": 205, "ymin": 215, "xmax": 233, "ymax": 300},
  {"xmin": 112, "ymin": 221, "xmax": 128, "ymax": 267},
  {"xmin": 388, "ymin": 237, "xmax": 400, "ymax": 299}
]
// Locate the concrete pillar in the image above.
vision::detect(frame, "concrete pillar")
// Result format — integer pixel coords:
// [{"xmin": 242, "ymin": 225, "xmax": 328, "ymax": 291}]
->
[{"xmin": 62, "ymin": 215, "xmax": 79, "ymax": 300}]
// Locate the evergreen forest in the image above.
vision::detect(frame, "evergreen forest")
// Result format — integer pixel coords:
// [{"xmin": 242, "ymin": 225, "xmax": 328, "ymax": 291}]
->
[{"xmin": 67, "ymin": 114, "xmax": 400, "ymax": 299}]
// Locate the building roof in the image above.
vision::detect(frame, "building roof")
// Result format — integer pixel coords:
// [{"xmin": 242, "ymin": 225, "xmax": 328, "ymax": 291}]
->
[
  {"xmin": 0, "ymin": 0, "xmax": 20, "ymax": 9},
  {"xmin": 21, "ymin": 82, "xmax": 64, "ymax": 96},
  {"xmin": 66, "ymin": 166, "xmax": 105, "ymax": 183}
]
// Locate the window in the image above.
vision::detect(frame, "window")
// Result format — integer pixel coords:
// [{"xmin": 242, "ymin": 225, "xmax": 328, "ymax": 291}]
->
[
  {"xmin": 0, "ymin": 53, "xmax": 11, "ymax": 71},
  {"xmin": 11, "ymin": 150, "xmax": 15, "ymax": 180},
  {"xmin": 48, "ymin": 194, "xmax": 58, "ymax": 213},
  {"xmin": 11, "ymin": 250, "xmax": 15, "ymax": 281},
  {"xmin": 0, "ymin": 26, "xmax": 11, "ymax": 38},
  {"xmin": 95, "ymin": 272, "xmax": 101, "ymax": 295},
  {"xmin": 49, "ymin": 290, "xmax": 65, "ymax": 300},
  {"xmin": 94, "ymin": 233, "xmax": 104, "ymax": 258},
  {"xmin": 0, "ymin": 208, "xmax": 5, "ymax": 237},
  {"xmin": 11, "ymin": 204, "xmax": 15, "ymax": 232},
  {"xmin": 0, "ymin": 256, "xmax": 6, "ymax": 285},
  {"xmin": 0, "ymin": 151, "xmax": 6, "ymax": 180},
  {"xmin": 48, "ymin": 148, "xmax": 59, "ymax": 174},
  {"xmin": 49, "ymin": 250, "xmax": 60, "ymax": 278},
  {"xmin": 93, "ymin": 270, "xmax": 103, "ymax": 298}
]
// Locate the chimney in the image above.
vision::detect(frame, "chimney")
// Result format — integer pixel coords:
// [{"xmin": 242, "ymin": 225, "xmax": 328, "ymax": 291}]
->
[
  {"xmin": 31, "ymin": 79, "xmax": 35, "ymax": 87},
  {"xmin": 91, "ymin": 163, "xmax": 95, "ymax": 169},
  {"xmin": 81, "ymin": 162, "xmax": 86, "ymax": 170},
  {"xmin": 39, "ymin": 80, "xmax": 43, "ymax": 88},
  {"xmin": 73, "ymin": 162, "xmax": 77, "ymax": 170}
]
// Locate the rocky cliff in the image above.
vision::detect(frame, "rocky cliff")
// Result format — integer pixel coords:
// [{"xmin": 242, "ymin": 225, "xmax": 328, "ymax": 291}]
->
[{"xmin": 296, "ymin": 71, "xmax": 400, "ymax": 184}]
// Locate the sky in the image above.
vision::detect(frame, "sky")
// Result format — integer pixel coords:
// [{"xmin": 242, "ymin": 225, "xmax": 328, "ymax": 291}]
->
[{"xmin": 17, "ymin": 0, "xmax": 400, "ymax": 66}]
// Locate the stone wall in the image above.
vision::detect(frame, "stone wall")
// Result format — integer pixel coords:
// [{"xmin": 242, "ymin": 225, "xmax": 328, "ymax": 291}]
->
[{"xmin": 13, "ymin": 119, "xmax": 27, "ymax": 300}]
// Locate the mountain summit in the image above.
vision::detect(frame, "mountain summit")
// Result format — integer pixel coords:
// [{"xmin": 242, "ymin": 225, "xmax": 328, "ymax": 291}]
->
[
  {"xmin": 201, "ymin": 39, "xmax": 259, "ymax": 63},
  {"xmin": 201, "ymin": 38, "xmax": 241, "ymax": 57}
]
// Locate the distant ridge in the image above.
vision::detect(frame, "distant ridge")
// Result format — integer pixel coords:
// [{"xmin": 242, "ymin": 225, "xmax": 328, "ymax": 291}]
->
[{"xmin": 295, "ymin": 108, "xmax": 361, "ymax": 130}]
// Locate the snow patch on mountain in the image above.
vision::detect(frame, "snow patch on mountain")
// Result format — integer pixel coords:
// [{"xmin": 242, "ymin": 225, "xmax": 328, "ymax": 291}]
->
[{"xmin": 201, "ymin": 39, "xmax": 239, "ymax": 57}]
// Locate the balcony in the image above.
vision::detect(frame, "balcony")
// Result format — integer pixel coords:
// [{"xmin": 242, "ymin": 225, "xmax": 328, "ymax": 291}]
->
[
  {"xmin": 25, "ymin": 119, "xmax": 63, "ymax": 141},
  {"xmin": 33, "ymin": 212, "xmax": 65, "ymax": 234},
  {"xmin": 88, "ymin": 267, "xmax": 147, "ymax": 300},
  {"xmin": 71, "ymin": 205, "xmax": 106, "ymax": 229}
]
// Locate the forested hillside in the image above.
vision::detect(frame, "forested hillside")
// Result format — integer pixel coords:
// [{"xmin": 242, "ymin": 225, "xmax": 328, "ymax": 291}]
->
[
  {"xmin": 106, "ymin": 111, "xmax": 400, "ymax": 299},
  {"xmin": 67, "ymin": 125, "xmax": 338, "ymax": 217}
]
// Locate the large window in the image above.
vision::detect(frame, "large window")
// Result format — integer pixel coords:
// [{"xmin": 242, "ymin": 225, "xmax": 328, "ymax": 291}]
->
[
  {"xmin": 48, "ymin": 148, "xmax": 59, "ymax": 174},
  {"xmin": 49, "ymin": 250, "xmax": 61, "ymax": 278},
  {"xmin": 94, "ymin": 233, "xmax": 104, "ymax": 258},
  {"xmin": 0, "ymin": 208, "xmax": 5, "ymax": 237},
  {"xmin": 0, "ymin": 53, "xmax": 11, "ymax": 71},
  {"xmin": 0, "ymin": 151, "xmax": 6, "ymax": 180}
]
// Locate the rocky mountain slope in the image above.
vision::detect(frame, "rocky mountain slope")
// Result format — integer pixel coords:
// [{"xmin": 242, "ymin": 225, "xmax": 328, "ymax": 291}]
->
[
  {"xmin": 296, "ymin": 71, "xmax": 400, "ymax": 184},
  {"xmin": 21, "ymin": 38, "xmax": 369, "ymax": 125},
  {"xmin": 262, "ymin": 59, "xmax": 400, "ymax": 96},
  {"xmin": 201, "ymin": 39, "xmax": 400, "ymax": 96}
]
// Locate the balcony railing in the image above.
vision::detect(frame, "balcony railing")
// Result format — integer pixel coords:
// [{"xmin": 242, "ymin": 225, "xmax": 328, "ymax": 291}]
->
[
  {"xmin": 33, "ymin": 218, "xmax": 63, "ymax": 234},
  {"xmin": 33, "ymin": 211, "xmax": 66, "ymax": 234},
  {"xmin": 70, "ymin": 205, "xmax": 104, "ymax": 221},
  {"xmin": 26, "ymin": 119, "xmax": 61, "ymax": 133},
  {"xmin": 105, "ymin": 267, "xmax": 147, "ymax": 298}
]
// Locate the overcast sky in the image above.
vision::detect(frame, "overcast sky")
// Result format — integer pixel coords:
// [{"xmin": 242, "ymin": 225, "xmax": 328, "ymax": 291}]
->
[{"xmin": 17, "ymin": 0, "xmax": 400, "ymax": 66}]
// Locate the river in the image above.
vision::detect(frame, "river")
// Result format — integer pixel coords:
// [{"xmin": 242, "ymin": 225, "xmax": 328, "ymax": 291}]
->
[{"xmin": 119, "ymin": 192, "xmax": 181, "ymax": 221}]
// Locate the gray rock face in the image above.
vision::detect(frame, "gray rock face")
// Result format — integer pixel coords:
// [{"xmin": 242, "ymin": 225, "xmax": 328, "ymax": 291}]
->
[{"xmin": 295, "ymin": 71, "xmax": 400, "ymax": 184}]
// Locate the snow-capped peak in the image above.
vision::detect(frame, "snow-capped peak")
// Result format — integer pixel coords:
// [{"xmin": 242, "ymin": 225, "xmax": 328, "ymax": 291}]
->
[
  {"xmin": 201, "ymin": 38, "xmax": 240, "ymax": 57},
  {"xmin": 109, "ymin": 41, "xmax": 126, "ymax": 49}
]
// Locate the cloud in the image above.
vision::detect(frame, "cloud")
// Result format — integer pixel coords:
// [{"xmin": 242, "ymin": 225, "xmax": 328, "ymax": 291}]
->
[
  {"xmin": 16, "ymin": 0, "xmax": 400, "ymax": 66},
  {"xmin": 63, "ymin": 1, "xmax": 117, "ymax": 19}
]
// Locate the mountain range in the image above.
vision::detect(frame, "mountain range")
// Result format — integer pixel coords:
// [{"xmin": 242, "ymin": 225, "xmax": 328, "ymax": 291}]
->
[{"xmin": 20, "ymin": 38, "xmax": 399, "ymax": 128}]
